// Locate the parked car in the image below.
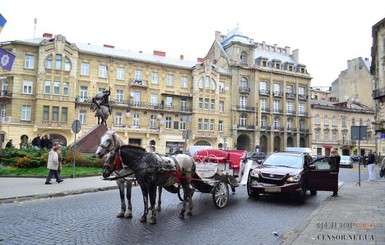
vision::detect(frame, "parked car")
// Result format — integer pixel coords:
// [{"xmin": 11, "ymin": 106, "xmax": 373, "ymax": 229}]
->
[
  {"xmin": 246, "ymin": 152, "xmax": 267, "ymax": 162},
  {"xmin": 247, "ymin": 152, "xmax": 340, "ymax": 204},
  {"xmin": 340, "ymin": 155, "xmax": 353, "ymax": 168},
  {"xmin": 350, "ymin": 155, "xmax": 359, "ymax": 162}
]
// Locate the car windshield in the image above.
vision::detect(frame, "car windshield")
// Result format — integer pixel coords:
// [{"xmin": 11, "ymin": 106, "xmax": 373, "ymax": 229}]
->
[
  {"xmin": 341, "ymin": 156, "xmax": 350, "ymax": 161},
  {"xmin": 263, "ymin": 153, "xmax": 303, "ymax": 169}
]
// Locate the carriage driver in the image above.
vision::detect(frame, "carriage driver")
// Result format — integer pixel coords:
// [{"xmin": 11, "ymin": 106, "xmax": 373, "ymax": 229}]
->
[{"xmin": 92, "ymin": 89, "xmax": 111, "ymax": 115}]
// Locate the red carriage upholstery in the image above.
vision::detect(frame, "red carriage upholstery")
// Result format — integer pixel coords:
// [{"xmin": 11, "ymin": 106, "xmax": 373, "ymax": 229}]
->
[{"xmin": 193, "ymin": 149, "xmax": 247, "ymax": 170}]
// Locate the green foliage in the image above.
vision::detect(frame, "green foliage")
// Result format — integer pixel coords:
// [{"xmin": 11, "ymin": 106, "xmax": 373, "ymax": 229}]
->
[{"xmin": 0, "ymin": 147, "xmax": 101, "ymax": 168}]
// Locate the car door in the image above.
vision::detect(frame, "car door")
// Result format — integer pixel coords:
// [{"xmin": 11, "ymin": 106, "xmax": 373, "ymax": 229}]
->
[{"xmin": 306, "ymin": 156, "xmax": 339, "ymax": 192}]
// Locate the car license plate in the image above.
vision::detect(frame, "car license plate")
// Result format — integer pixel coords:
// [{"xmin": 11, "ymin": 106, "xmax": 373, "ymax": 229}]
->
[{"xmin": 265, "ymin": 187, "xmax": 281, "ymax": 192}]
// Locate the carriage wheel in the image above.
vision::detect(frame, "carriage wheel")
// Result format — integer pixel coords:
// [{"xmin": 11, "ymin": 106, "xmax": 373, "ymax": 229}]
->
[
  {"xmin": 212, "ymin": 181, "xmax": 229, "ymax": 209},
  {"xmin": 177, "ymin": 184, "xmax": 195, "ymax": 201}
]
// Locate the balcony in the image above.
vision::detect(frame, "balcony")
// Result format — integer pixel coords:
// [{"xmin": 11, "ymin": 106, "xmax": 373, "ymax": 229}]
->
[
  {"xmin": 0, "ymin": 90, "xmax": 13, "ymax": 100},
  {"xmin": 286, "ymin": 93, "xmax": 296, "ymax": 99},
  {"xmin": 37, "ymin": 120, "xmax": 68, "ymax": 128},
  {"xmin": 236, "ymin": 105, "xmax": 255, "ymax": 112},
  {"xmin": 0, "ymin": 116, "xmax": 11, "ymax": 124},
  {"xmin": 272, "ymin": 109, "xmax": 284, "ymax": 114},
  {"xmin": 129, "ymin": 79, "xmax": 148, "ymax": 88},
  {"xmin": 372, "ymin": 87, "xmax": 385, "ymax": 100},
  {"xmin": 128, "ymin": 101, "xmax": 193, "ymax": 113},
  {"xmin": 237, "ymin": 124, "xmax": 255, "ymax": 131},
  {"xmin": 299, "ymin": 112, "xmax": 309, "ymax": 117},
  {"xmin": 273, "ymin": 91, "xmax": 283, "ymax": 97},
  {"xmin": 298, "ymin": 94, "xmax": 309, "ymax": 100},
  {"xmin": 239, "ymin": 87, "xmax": 251, "ymax": 94},
  {"xmin": 259, "ymin": 89, "xmax": 270, "ymax": 96},
  {"xmin": 338, "ymin": 140, "xmax": 357, "ymax": 146},
  {"xmin": 286, "ymin": 110, "xmax": 296, "ymax": 115}
]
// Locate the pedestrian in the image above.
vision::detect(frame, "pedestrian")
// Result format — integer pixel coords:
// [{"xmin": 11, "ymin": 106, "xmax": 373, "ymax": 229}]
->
[
  {"xmin": 31, "ymin": 134, "xmax": 41, "ymax": 150},
  {"xmin": 5, "ymin": 139, "xmax": 13, "ymax": 148},
  {"xmin": 45, "ymin": 145, "xmax": 64, "ymax": 184},
  {"xmin": 367, "ymin": 150, "xmax": 376, "ymax": 181},
  {"xmin": 380, "ymin": 156, "xmax": 385, "ymax": 178},
  {"xmin": 56, "ymin": 144, "xmax": 63, "ymax": 175},
  {"xmin": 329, "ymin": 149, "xmax": 340, "ymax": 196},
  {"xmin": 40, "ymin": 135, "xmax": 48, "ymax": 149},
  {"xmin": 46, "ymin": 135, "xmax": 53, "ymax": 150}
]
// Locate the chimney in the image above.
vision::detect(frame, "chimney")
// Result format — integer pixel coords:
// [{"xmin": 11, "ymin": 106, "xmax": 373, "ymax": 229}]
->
[
  {"xmin": 103, "ymin": 44, "xmax": 114, "ymax": 49},
  {"xmin": 197, "ymin": 57, "xmax": 204, "ymax": 62},
  {"xmin": 153, "ymin": 50, "xmax": 166, "ymax": 57},
  {"xmin": 285, "ymin": 46, "xmax": 291, "ymax": 55},
  {"xmin": 43, "ymin": 33, "xmax": 53, "ymax": 38},
  {"xmin": 180, "ymin": 55, "xmax": 184, "ymax": 60}
]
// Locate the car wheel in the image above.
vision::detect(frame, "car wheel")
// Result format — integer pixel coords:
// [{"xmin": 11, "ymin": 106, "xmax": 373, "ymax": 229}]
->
[
  {"xmin": 310, "ymin": 190, "xmax": 317, "ymax": 195},
  {"xmin": 247, "ymin": 173, "xmax": 259, "ymax": 200},
  {"xmin": 297, "ymin": 183, "xmax": 307, "ymax": 204}
]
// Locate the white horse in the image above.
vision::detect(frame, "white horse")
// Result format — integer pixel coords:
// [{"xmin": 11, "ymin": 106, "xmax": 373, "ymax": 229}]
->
[{"xmin": 100, "ymin": 130, "xmax": 162, "ymax": 218}]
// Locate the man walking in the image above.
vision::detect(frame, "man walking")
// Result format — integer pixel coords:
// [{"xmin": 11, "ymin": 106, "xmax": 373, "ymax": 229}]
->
[{"xmin": 367, "ymin": 150, "xmax": 376, "ymax": 181}]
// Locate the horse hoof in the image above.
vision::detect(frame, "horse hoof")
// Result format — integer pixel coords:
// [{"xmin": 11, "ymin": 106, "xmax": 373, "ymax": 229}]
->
[
  {"xmin": 117, "ymin": 212, "xmax": 125, "ymax": 218},
  {"xmin": 125, "ymin": 213, "xmax": 133, "ymax": 219},
  {"xmin": 187, "ymin": 212, "xmax": 193, "ymax": 216},
  {"xmin": 178, "ymin": 214, "xmax": 185, "ymax": 219},
  {"xmin": 139, "ymin": 217, "xmax": 147, "ymax": 223},
  {"xmin": 149, "ymin": 219, "xmax": 157, "ymax": 224},
  {"xmin": 156, "ymin": 206, "xmax": 161, "ymax": 212}
]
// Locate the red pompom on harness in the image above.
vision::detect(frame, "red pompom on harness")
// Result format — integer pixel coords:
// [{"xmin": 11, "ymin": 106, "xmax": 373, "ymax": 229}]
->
[{"xmin": 115, "ymin": 152, "xmax": 122, "ymax": 170}]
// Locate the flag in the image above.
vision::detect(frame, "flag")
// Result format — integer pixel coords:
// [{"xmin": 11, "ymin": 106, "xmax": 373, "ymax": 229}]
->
[
  {"xmin": 0, "ymin": 14, "xmax": 6, "ymax": 33},
  {"xmin": 0, "ymin": 48, "xmax": 15, "ymax": 71}
]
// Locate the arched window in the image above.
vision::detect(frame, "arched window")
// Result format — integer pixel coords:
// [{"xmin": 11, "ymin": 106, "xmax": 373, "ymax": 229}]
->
[
  {"xmin": 315, "ymin": 114, "xmax": 320, "ymax": 124},
  {"xmin": 45, "ymin": 55, "xmax": 52, "ymax": 69},
  {"xmin": 273, "ymin": 116, "xmax": 280, "ymax": 129},
  {"xmin": 299, "ymin": 119, "xmax": 305, "ymax": 131},
  {"xmin": 286, "ymin": 118, "xmax": 293, "ymax": 130},
  {"xmin": 240, "ymin": 51, "xmax": 247, "ymax": 64},
  {"xmin": 55, "ymin": 54, "xmax": 62, "ymax": 70},
  {"xmin": 240, "ymin": 77, "xmax": 248, "ymax": 89},
  {"xmin": 239, "ymin": 113, "xmax": 247, "ymax": 127},
  {"xmin": 324, "ymin": 115, "xmax": 329, "ymax": 125},
  {"xmin": 198, "ymin": 78, "xmax": 203, "ymax": 89},
  {"xmin": 64, "ymin": 57, "xmax": 71, "ymax": 71},
  {"xmin": 210, "ymin": 78, "xmax": 216, "ymax": 90}
]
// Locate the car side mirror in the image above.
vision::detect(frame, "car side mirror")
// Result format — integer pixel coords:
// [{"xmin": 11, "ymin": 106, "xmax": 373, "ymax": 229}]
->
[{"xmin": 309, "ymin": 164, "xmax": 316, "ymax": 170}]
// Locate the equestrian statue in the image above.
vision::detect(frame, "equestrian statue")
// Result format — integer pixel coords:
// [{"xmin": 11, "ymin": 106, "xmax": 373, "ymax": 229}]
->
[{"xmin": 92, "ymin": 89, "xmax": 111, "ymax": 125}]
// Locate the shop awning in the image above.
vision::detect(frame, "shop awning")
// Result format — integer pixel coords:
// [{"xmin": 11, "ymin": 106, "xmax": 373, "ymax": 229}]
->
[{"xmin": 323, "ymin": 145, "xmax": 333, "ymax": 148}]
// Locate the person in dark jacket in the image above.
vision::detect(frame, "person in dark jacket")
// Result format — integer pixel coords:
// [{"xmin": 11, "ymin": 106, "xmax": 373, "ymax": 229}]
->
[
  {"xmin": 5, "ymin": 139, "xmax": 13, "ymax": 148},
  {"xmin": 367, "ymin": 150, "xmax": 376, "ymax": 181},
  {"xmin": 31, "ymin": 134, "xmax": 41, "ymax": 149}
]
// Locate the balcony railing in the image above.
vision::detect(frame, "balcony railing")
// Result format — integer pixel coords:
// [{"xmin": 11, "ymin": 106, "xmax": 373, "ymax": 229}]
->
[
  {"xmin": 286, "ymin": 93, "xmax": 296, "ymax": 99},
  {"xmin": 372, "ymin": 87, "xmax": 385, "ymax": 99},
  {"xmin": 259, "ymin": 89, "xmax": 270, "ymax": 96},
  {"xmin": 338, "ymin": 140, "xmax": 357, "ymax": 146},
  {"xmin": 239, "ymin": 87, "xmax": 250, "ymax": 93},
  {"xmin": 0, "ymin": 90, "xmax": 12, "ymax": 98},
  {"xmin": 236, "ymin": 105, "xmax": 255, "ymax": 111},
  {"xmin": 129, "ymin": 79, "xmax": 148, "ymax": 87},
  {"xmin": 237, "ymin": 124, "xmax": 255, "ymax": 130},
  {"xmin": 273, "ymin": 91, "xmax": 283, "ymax": 97},
  {"xmin": 298, "ymin": 94, "xmax": 309, "ymax": 100}
]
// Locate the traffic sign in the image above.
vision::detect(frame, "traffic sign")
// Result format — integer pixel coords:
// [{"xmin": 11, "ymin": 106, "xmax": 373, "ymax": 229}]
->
[{"xmin": 72, "ymin": 120, "xmax": 81, "ymax": 133}]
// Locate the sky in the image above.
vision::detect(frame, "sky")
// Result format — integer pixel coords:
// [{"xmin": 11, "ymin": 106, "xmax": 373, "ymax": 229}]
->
[{"xmin": 1, "ymin": 0, "xmax": 385, "ymax": 87}]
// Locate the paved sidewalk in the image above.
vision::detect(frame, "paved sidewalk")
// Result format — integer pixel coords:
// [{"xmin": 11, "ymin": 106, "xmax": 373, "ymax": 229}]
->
[
  {"xmin": 282, "ymin": 177, "xmax": 385, "ymax": 244},
  {"xmin": 0, "ymin": 176, "xmax": 118, "ymax": 203}
]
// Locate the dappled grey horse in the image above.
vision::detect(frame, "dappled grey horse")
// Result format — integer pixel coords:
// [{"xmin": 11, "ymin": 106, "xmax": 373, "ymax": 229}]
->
[{"xmin": 97, "ymin": 130, "xmax": 195, "ymax": 224}]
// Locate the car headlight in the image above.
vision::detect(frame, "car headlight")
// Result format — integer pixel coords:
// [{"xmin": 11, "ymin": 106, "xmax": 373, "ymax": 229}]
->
[
  {"xmin": 250, "ymin": 169, "xmax": 260, "ymax": 178},
  {"xmin": 287, "ymin": 174, "xmax": 301, "ymax": 182}
]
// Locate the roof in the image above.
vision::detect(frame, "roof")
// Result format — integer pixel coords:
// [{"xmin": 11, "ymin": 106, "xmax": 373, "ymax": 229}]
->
[
  {"xmin": 1, "ymin": 37, "xmax": 199, "ymax": 69},
  {"xmin": 220, "ymin": 27, "xmax": 299, "ymax": 65}
]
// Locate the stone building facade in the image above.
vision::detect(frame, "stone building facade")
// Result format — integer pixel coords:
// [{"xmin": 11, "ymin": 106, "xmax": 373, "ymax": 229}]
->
[
  {"xmin": 331, "ymin": 57, "xmax": 374, "ymax": 109},
  {"xmin": 371, "ymin": 17, "xmax": 385, "ymax": 156},
  {"xmin": 0, "ymin": 28, "xmax": 311, "ymax": 154}
]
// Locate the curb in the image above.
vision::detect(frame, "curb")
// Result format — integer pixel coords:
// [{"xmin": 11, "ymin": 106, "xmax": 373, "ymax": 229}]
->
[
  {"xmin": 280, "ymin": 181, "xmax": 346, "ymax": 244},
  {"xmin": 0, "ymin": 186, "xmax": 118, "ymax": 204}
]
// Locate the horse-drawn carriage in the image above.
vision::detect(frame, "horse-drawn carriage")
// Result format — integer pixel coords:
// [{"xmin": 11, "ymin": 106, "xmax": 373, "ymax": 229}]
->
[
  {"xmin": 97, "ymin": 130, "xmax": 253, "ymax": 223},
  {"xmin": 187, "ymin": 149, "xmax": 250, "ymax": 208}
]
